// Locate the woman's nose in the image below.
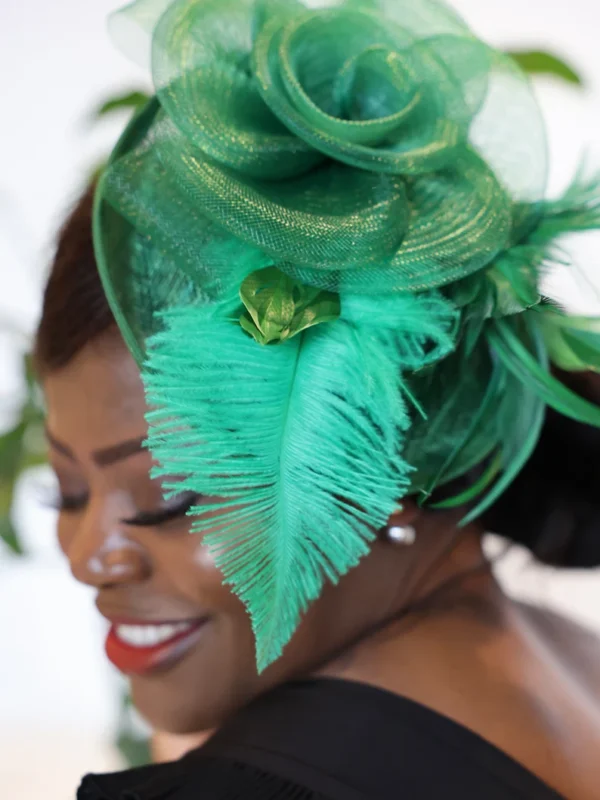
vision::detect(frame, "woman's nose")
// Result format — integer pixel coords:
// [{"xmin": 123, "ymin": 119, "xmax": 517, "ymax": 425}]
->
[{"xmin": 65, "ymin": 508, "xmax": 151, "ymax": 588}]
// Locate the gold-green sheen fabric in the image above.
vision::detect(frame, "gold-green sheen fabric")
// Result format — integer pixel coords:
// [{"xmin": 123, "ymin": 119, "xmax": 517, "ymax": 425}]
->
[{"xmin": 93, "ymin": 0, "xmax": 600, "ymax": 669}]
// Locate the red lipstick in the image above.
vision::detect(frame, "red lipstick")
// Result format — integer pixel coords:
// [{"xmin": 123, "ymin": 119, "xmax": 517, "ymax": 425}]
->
[{"xmin": 105, "ymin": 619, "xmax": 208, "ymax": 676}]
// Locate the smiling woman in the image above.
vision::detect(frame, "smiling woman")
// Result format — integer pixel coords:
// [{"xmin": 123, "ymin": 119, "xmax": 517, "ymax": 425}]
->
[
  {"xmin": 35, "ymin": 1, "xmax": 600, "ymax": 798},
  {"xmin": 38, "ymin": 229, "xmax": 257, "ymax": 730}
]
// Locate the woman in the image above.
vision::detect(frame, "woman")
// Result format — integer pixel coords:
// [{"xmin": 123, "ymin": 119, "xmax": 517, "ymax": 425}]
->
[{"xmin": 38, "ymin": 0, "xmax": 600, "ymax": 797}]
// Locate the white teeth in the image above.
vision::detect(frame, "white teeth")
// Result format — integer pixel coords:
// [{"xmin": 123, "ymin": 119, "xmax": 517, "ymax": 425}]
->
[{"xmin": 115, "ymin": 622, "xmax": 193, "ymax": 648}]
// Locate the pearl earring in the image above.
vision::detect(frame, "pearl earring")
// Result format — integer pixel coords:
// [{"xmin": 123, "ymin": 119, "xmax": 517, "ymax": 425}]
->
[{"xmin": 386, "ymin": 525, "xmax": 416, "ymax": 546}]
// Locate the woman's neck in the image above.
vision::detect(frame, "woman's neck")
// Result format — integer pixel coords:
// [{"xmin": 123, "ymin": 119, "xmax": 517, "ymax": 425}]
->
[{"xmin": 317, "ymin": 532, "xmax": 600, "ymax": 800}]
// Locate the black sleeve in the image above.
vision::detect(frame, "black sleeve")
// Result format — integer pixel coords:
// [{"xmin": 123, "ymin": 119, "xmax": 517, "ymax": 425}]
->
[{"xmin": 78, "ymin": 756, "xmax": 325, "ymax": 800}]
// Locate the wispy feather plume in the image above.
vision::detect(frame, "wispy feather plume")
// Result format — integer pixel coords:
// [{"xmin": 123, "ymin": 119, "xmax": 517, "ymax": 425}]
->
[
  {"xmin": 143, "ymin": 291, "xmax": 456, "ymax": 669},
  {"xmin": 534, "ymin": 169, "xmax": 600, "ymax": 244}
]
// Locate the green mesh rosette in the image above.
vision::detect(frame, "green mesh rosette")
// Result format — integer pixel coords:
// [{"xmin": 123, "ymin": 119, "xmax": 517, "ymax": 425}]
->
[{"xmin": 94, "ymin": 0, "xmax": 600, "ymax": 670}]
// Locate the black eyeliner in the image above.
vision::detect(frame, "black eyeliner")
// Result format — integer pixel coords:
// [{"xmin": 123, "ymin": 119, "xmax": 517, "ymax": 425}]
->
[
  {"xmin": 121, "ymin": 492, "xmax": 199, "ymax": 527},
  {"xmin": 48, "ymin": 493, "xmax": 89, "ymax": 512}
]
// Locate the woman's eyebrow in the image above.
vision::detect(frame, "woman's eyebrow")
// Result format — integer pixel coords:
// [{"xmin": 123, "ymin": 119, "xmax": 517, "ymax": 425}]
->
[
  {"xmin": 46, "ymin": 428, "xmax": 75, "ymax": 460},
  {"xmin": 92, "ymin": 436, "xmax": 147, "ymax": 467},
  {"xmin": 45, "ymin": 428, "xmax": 147, "ymax": 468}
]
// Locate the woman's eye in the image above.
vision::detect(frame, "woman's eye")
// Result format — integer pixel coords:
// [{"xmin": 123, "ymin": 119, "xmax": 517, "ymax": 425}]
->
[
  {"xmin": 54, "ymin": 493, "xmax": 89, "ymax": 513},
  {"xmin": 121, "ymin": 492, "xmax": 200, "ymax": 528}
]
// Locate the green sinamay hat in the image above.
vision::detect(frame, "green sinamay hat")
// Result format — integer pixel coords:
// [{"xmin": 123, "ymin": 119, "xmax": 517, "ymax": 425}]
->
[{"xmin": 94, "ymin": 0, "xmax": 600, "ymax": 670}]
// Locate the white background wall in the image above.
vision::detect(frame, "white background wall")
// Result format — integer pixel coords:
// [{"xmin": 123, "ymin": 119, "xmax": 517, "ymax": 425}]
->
[{"xmin": 1, "ymin": 1, "xmax": 600, "ymax": 798}]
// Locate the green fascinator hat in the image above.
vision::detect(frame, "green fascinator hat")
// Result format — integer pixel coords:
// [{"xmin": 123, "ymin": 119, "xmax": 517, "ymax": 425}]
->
[{"xmin": 94, "ymin": 0, "xmax": 600, "ymax": 670}]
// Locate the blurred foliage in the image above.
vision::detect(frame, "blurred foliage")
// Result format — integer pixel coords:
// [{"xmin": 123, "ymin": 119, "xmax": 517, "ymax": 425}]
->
[
  {"xmin": 0, "ymin": 89, "xmax": 154, "ymax": 767},
  {"xmin": 93, "ymin": 90, "xmax": 151, "ymax": 120},
  {"xmin": 88, "ymin": 90, "xmax": 151, "ymax": 184},
  {"xmin": 0, "ymin": 87, "xmax": 152, "ymax": 558},
  {"xmin": 116, "ymin": 692, "xmax": 152, "ymax": 768},
  {"xmin": 0, "ymin": 352, "xmax": 46, "ymax": 556},
  {"xmin": 507, "ymin": 50, "xmax": 583, "ymax": 86}
]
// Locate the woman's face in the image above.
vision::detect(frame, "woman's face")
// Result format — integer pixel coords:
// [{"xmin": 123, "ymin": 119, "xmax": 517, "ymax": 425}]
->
[{"xmin": 43, "ymin": 333, "xmax": 402, "ymax": 733}]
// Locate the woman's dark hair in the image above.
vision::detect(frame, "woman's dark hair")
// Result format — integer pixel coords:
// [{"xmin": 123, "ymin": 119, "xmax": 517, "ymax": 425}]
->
[
  {"xmin": 482, "ymin": 375, "xmax": 600, "ymax": 569},
  {"xmin": 35, "ymin": 186, "xmax": 600, "ymax": 569},
  {"xmin": 34, "ymin": 184, "xmax": 117, "ymax": 373}
]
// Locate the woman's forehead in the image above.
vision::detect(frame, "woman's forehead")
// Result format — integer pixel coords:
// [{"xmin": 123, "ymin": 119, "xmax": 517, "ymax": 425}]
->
[{"xmin": 44, "ymin": 335, "xmax": 148, "ymax": 452}]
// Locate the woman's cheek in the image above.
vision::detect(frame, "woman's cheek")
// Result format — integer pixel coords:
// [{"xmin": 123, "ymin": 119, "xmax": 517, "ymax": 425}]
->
[
  {"xmin": 191, "ymin": 539, "xmax": 223, "ymax": 573},
  {"xmin": 57, "ymin": 515, "xmax": 76, "ymax": 558}
]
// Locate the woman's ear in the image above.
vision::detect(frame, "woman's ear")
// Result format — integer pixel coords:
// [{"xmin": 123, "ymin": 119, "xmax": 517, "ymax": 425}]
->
[
  {"xmin": 385, "ymin": 500, "xmax": 420, "ymax": 530},
  {"xmin": 380, "ymin": 500, "xmax": 421, "ymax": 546}
]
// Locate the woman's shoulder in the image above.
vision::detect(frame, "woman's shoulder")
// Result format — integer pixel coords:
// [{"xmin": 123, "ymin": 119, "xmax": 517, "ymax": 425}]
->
[{"xmin": 78, "ymin": 678, "xmax": 563, "ymax": 800}]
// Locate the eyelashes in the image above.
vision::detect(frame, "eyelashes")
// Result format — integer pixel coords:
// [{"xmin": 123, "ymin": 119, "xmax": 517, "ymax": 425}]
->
[
  {"xmin": 121, "ymin": 492, "xmax": 200, "ymax": 527},
  {"xmin": 51, "ymin": 490, "xmax": 200, "ymax": 528},
  {"xmin": 47, "ymin": 492, "xmax": 88, "ymax": 513}
]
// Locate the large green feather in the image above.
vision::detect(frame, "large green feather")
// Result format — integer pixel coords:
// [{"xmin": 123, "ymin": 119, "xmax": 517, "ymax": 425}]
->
[{"xmin": 143, "ymin": 291, "xmax": 456, "ymax": 669}]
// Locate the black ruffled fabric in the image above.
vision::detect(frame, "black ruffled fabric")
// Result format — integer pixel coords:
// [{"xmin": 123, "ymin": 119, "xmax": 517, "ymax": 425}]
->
[
  {"xmin": 79, "ymin": 758, "xmax": 322, "ymax": 800},
  {"xmin": 78, "ymin": 678, "xmax": 564, "ymax": 800}
]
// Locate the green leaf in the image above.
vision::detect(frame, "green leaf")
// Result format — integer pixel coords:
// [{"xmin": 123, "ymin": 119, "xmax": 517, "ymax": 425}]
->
[
  {"xmin": 0, "ymin": 420, "xmax": 31, "ymax": 558},
  {"xmin": 239, "ymin": 311, "xmax": 270, "ymax": 345},
  {"xmin": 291, "ymin": 299, "xmax": 341, "ymax": 338},
  {"xmin": 116, "ymin": 691, "xmax": 150, "ymax": 767},
  {"xmin": 240, "ymin": 268, "xmax": 297, "ymax": 342},
  {"xmin": 0, "ymin": 352, "xmax": 50, "ymax": 559},
  {"xmin": 23, "ymin": 353, "xmax": 36, "ymax": 392},
  {"xmin": 20, "ymin": 451, "xmax": 49, "ymax": 472},
  {"xmin": 93, "ymin": 90, "xmax": 151, "ymax": 120},
  {"xmin": 507, "ymin": 50, "xmax": 583, "ymax": 86},
  {"xmin": 0, "ymin": 422, "xmax": 26, "ymax": 483},
  {"xmin": 239, "ymin": 267, "xmax": 340, "ymax": 345},
  {"xmin": 116, "ymin": 732, "xmax": 151, "ymax": 768},
  {"xmin": 0, "ymin": 516, "xmax": 24, "ymax": 556}
]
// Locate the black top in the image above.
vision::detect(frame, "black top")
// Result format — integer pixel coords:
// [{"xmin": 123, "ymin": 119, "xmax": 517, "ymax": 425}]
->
[{"xmin": 78, "ymin": 678, "xmax": 564, "ymax": 799}]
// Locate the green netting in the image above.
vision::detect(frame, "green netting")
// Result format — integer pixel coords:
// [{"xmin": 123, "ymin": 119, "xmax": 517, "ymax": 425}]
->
[
  {"xmin": 93, "ymin": 0, "xmax": 600, "ymax": 669},
  {"xmin": 97, "ymin": 0, "xmax": 544, "ymax": 312}
]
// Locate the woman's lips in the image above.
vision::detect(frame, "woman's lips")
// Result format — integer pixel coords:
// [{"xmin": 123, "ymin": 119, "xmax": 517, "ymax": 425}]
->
[{"xmin": 105, "ymin": 619, "xmax": 208, "ymax": 676}]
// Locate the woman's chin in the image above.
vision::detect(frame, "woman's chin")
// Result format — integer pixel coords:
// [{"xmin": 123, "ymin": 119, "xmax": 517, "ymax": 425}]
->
[
  {"xmin": 130, "ymin": 676, "xmax": 232, "ymax": 735},
  {"xmin": 124, "ymin": 622, "xmax": 259, "ymax": 734}
]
